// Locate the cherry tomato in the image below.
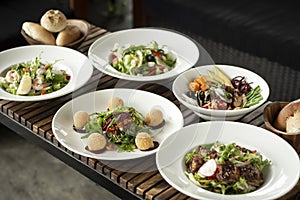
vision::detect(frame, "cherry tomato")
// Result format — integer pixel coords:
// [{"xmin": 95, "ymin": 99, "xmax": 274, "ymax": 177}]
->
[{"xmin": 106, "ymin": 127, "xmax": 115, "ymax": 132}]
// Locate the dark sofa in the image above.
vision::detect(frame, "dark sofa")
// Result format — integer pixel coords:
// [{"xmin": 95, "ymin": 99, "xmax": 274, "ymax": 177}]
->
[
  {"xmin": 134, "ymin": 0, "xmax": 300, "ymax": 101},
  {"xmin": 135, "ymin": 0, "xmax": 300, "ymax": 71},
  {"xmin": 0, "ymin": 0, "xmax": 71, "ymax": 52}
]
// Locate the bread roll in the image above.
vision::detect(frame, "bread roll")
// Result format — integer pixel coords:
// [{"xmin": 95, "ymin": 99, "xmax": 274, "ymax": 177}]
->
[
  {"xmin": 56, "ymin": 25, "xmax": 81, "ymax": 46},
  {"xmin": 22, "ymin": 22, "xmax": 56, "ymax": 45},
  {"xmin": 40, "ymin": 9, "xmax": 67, "ymax": 32},
  {"xmin": 274, "ymin": 99, "xmax": 300, "ymax": 131},
  {"xmin": 286, "ymin": 110, "xmax": 300, "ymax": 134}
]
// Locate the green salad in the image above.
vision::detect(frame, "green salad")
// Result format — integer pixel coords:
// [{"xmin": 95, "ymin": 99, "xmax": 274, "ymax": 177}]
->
[
  {"xmin": 185, "ymin": 142, "xmax": 271, "ymax": 194},
  {"xmin": 0, "ymin": 54, "xmax": 70, "ymax": 96},
  {"xmin": 109, "ymin": 41, "xmax": 177, "ymax": 76},
  {"xmin": 81, "ymin": 106, "xmax": 150, "ymax": 152}
]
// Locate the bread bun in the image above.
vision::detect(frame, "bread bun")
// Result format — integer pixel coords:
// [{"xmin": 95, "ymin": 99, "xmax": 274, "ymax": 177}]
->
[
  {"xmin": 274, "ymin": 99, "xmax": 300, "ymax": 131},
  {"xmin": 22, "ymin": 22, "xmax": 56, "ymax": 45},
  {"xmin": 40, "ymin": 9, "xmax": 67, "ymax": 32},
  {"xmin": 286, "ymin": 110, "xmax": 300, "ymax": 134},
  {"xmin": 56, "ymin": 25, "xmax": 81, "ymax": 46}
]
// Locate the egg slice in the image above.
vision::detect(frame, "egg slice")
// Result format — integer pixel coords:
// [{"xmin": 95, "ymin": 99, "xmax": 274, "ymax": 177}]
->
[{"xmin": 17, "ymin": 75, "xmax": 32, "ymax": 95}]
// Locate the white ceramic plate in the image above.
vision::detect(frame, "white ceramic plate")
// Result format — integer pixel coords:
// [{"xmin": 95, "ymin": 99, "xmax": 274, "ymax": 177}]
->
[
  {"xmin": 172, "ymin": 65, "xmax": 270, "ymax": 120},
  {"xmin": 0, "ymin": 45, "xmax": 93, "ymax": 101},
  {"xmin": 156, "ymin": 121, "xmax": 300, "ymax": 200},
  {"xmin": 88, "ymin": 28, "xmax": 199, "ymax": 81},
  {"xmin": 52, "ymin": 88, "xmax": 184, "ymax": 160}
]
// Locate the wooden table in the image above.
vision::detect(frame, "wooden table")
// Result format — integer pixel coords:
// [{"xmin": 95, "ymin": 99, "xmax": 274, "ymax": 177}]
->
[{"xmin": 0, "ymin": 22, "xmax": 299, "ymax": 200}]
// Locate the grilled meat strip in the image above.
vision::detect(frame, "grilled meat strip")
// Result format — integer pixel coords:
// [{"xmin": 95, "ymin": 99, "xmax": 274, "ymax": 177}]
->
[
  {"xmin": 189, "ymin": 154, "xmax": 204, "ymax": 173},
  {"xmin": 239, "ymin": 164, "xmax": 264, "ymax": 187},
  {"xmin": 216, "ymin": 163, "xmax": 240, "ymax": 184}
]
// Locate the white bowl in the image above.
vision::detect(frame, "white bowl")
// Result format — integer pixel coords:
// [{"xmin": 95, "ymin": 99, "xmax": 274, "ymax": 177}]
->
[
  {"xmin": 172, "ymin": 64, "xmax": 270, "ymax": 120},
  {"xmin": 88, "ymin": 28, "xmax": 200, "ymax": 81},
  {"xmin": 52, "ymin": 88, "xmax": 184, "ymax": 160},
  {"xmin": 156, "ymin": 121, "xmax": 300, "ymax": 200},
  {"xmin": 0, "ymin": 45, "xmax": 93, "ymax": 101}
]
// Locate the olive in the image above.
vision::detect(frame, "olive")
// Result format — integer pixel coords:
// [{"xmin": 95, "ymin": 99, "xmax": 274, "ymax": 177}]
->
[
  {"xmin": 158, "ymin": 49, "xmax": 165, "ymax": 55},
  {"xmin": 198, "ymin": 91, "xmax": 205, "ymax": 101},
  {"xmin": 205, "ymin": 92, "xmax": 211, "ymax": 103},
  {"xmin": 146, "ymin": 54, "xmax": 155, "ymax": 62}
]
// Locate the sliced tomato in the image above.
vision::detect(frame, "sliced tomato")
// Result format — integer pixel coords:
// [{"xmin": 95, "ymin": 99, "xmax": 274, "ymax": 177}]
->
[
  {"xmin": 44, "ymin": 64, "xmax": 50, "ymax": 69},
  {"xmin": 40, "ymin": 90, "xmax": 47, "ymax": 95},
  {"xmin": 151, "ymin": 50, "xmax": 163, "ymax": 60},
  {"xmin": 106, "ymin": 127, "xmax": 115, "ymax": 132}
]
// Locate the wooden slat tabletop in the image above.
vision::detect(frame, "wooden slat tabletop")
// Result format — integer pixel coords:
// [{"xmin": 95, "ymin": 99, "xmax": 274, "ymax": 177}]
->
[{"xmin": 0, "ymin": 21, "xmax": 299, "ymax": 200}]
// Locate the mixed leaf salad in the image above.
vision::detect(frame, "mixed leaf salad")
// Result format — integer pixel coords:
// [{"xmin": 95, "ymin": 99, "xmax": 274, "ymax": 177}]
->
[
  {"xmin": 80, "ymin": 106, "xmax": 159, "ymax": 152},
  {"xmin": 109, "ymin": 41, "xmax": 177, "ymax": 76},
  {"xmin": 183, "ymin": 66, "xmax": 263, "ymax": 110},
  {"xmin": 0, "ymin": 53, "xmax": 70, "ymax": 96},
  {"xmin": 185, "ymin": 142, "xmax": 271, "ymax": 194}
]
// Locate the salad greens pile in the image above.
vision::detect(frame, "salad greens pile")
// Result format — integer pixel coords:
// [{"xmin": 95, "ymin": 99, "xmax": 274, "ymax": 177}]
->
[
  {"xmin": 0, "ymin": 54, "xmax": 70, "ymax": 96},
  {"xmin": 81, "ymin": 106, "xmax": 150, "ymax": 152},
  {"xmin": 109, "ymin": 41, "xmax": 177, "ymax": 76},
  {"xmin": 185, "ymin": 142, "xmax": 271, "ymax": 194}
]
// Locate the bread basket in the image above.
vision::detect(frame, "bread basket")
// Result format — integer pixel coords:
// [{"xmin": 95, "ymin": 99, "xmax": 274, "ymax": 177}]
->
[
  {"xmin": 263, "ymin": 101, "xmax": 300, "ymax": 153},
  {"xmin": 21, "ymin": 19, "xmax": 89, "ymax": 48}
]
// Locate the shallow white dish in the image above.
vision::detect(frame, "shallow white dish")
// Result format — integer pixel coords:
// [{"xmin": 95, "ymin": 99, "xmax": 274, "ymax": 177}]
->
[
  {"xmin": 172, "ymin": 65, "xmax": 270, "ymax": 120},
  {"xmin": 0, "ymin": 45, "xmax": 93, "ymax": 101},
  {"xmin": 52, "ymin": 88, "xmax": 184, "ymax": 160},
  {"xmin": 88, "ymin": 28, "xmax": 199, "ymax": 81},
  {"xmin": 156, "ymin": 121, "xmax": 300, "ymax": 200}
]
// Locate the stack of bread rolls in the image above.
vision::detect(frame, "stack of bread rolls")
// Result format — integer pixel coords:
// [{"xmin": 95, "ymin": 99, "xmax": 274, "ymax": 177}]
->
[
  {"xmin": 274, "ymin": 99, "xmax": 300, "ymax": 134},
  {"xmin": 22, "ymin": 9, "xmax": 81, "ymax": 46}
]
